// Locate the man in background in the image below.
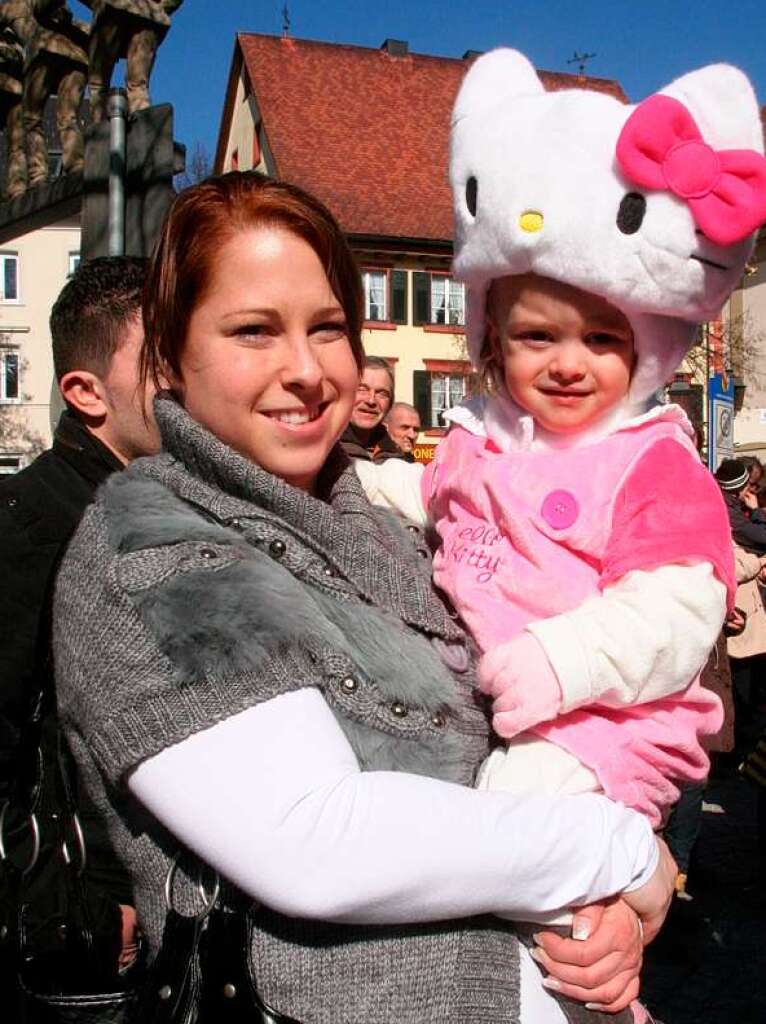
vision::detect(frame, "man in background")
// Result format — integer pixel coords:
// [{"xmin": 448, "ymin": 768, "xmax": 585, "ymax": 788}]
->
[
  {"xmin": 0, "ymin": 257, "xmax": 158, "ymax": 1011},
  {"xmin": 385, "ymin": 402, "xmax": 420, "ymax": 461},
  {"xmin": 342, "ymin": 355, "xmax": 412, "ymax": 463}
]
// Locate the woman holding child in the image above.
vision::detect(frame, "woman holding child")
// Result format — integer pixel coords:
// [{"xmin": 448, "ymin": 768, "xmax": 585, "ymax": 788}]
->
[{"xmin": 53, "ymin": 47, "xmax": 766, "ymax": 1024}]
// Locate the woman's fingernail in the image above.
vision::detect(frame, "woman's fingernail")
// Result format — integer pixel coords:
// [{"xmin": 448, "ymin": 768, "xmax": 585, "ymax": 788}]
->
[
  {"xmin": 572, "ymin": 918, "xmax": 591, "ymax": 941},
  {"xmin": 542, "ymin": 976, "xmax": 562, "ymax": 991},
  {"xmin": 529, "ymin": 946, "xmax": 544, "ymax": 963},
  {"xmin": 585, "ymin": 1004, "xmax": 602, "ymax": 1011},
  {"xmin": 532, "ymin": 932, "xmax": 544, "ymax": 946}
]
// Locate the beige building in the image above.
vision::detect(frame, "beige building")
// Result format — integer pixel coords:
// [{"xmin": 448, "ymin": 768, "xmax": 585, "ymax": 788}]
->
[
  {"xmin": 0, "ymin": 216, "xmax": 80, "ymax": 473},
  {"xmin": 215, "ymin": 33, "xmax": 627, "ymax": 458},
  {"xmin": 731, "ymin": 227, "xmax": 766, "ymax": 458}
]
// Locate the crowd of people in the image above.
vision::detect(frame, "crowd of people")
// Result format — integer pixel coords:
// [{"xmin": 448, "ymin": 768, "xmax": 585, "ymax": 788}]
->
[{"xmin": 1, "ymin": 43, "xmax": 766, "ymax": 1024}]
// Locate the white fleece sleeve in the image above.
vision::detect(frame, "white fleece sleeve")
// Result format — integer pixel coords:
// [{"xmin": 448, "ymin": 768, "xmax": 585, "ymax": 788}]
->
[
  {"xmin": 353, "ymin": 459, "xmax": 427, "ymax": 526},
  {"xmin": 527, "ymin": 562, "xmax": 726, "ymax": 713},
  {"xmin": 129, "ymin": 687, "xmax": 657, "ymax": 924}
]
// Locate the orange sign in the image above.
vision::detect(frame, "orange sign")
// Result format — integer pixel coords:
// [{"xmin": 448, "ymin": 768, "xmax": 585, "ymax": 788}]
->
[{"xmin": 413, "ymin": 444, "xmax": 437, "ymax": 464}]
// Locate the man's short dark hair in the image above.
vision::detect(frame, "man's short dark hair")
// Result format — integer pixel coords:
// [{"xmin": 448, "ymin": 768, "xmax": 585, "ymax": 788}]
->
[{"xmin": 50, "ymin": 256, "xmax": 147, "ymax": 381}]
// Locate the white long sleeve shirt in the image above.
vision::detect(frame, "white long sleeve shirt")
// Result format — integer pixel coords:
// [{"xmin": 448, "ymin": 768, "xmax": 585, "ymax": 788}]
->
[{"xmin": 130, "ymin": 688, "xmax": 658, "ymax": 1023}]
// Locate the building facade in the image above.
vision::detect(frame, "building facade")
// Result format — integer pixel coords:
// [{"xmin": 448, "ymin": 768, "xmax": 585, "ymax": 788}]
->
[
  {"xmin": 0, "ymin": 216, "xmax": 79, "ymax": 473},
  {"xmin": 730, "ymin": 225, "xmax": 766, "ymax": 458}
]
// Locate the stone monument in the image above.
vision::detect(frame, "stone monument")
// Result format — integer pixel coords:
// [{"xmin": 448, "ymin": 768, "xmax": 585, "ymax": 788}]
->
[
  {"xmin": 0, "ymin": 0, "xmax": 184, "ymax": 261},
  {"xmin": 0, "ymin": 1, "xmax": 90, "ymax": 192},
  {"xmin": 79, "ymin": 0, "xmax": 184, "ymax": 123},
  {"xmin": 0, "ymin": 25, "xmax": 24, "ymax": 198}
]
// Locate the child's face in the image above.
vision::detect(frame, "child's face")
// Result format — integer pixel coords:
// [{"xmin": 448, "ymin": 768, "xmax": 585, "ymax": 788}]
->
[{"xmin": 488, "ymin": 274, "xmax": 635, "ymax": 435}]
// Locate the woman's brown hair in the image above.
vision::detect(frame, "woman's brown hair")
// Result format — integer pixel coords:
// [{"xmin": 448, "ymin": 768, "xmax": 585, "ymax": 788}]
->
[{"xmin": 142, "ymin": 171, "xmax": 365, "ymax": 387}]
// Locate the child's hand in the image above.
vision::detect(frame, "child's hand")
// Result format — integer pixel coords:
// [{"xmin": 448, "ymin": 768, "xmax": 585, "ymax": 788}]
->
[{"xmin": 477, "ymin": 632, "xmax": 563, "ymax": 738}]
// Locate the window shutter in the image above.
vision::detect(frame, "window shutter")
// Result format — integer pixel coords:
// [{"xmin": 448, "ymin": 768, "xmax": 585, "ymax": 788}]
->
[
  {"xmin": 413, "ymin": 370, "xmax": 432, "ymax": 429},
  {"xmin": 413, "ymin": 272, "xmax": 431, "ymax": 326},
  {"xmin": 390, "ymin": 270, "xmax": 407, "ymax": 324}
]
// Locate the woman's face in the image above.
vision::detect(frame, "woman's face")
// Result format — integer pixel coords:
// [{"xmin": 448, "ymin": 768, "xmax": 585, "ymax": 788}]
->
[{"xmin": 174, "ymin": 226, "xmax": 360, "ymax": 492}]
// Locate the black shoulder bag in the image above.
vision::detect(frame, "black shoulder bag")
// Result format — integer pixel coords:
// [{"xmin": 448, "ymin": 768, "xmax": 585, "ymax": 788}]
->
[
  {"xmin": 0, "ymin": 683, "xmax": 143, "ymax": 1022},
  {"xmin": 133, "ymin": 856, "xmax": 302, "ymax": 1024}
]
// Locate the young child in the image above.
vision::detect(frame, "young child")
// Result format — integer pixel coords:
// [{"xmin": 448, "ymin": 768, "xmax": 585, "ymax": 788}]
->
[{"xmin": 357, "ymin": 49, "xmax": 766, "ymax": 836}]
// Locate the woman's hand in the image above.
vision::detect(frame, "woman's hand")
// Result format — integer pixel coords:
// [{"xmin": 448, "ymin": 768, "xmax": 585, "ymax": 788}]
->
[
  {"xmin": 621, "ymin": 835, "xmax": 676, "ymax": 944},
  {"xmin": 532, "ymin": 898, "xmax": 643, "ymax": 1012}
]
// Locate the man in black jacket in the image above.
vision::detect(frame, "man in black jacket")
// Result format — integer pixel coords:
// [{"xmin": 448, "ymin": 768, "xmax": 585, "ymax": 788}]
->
[
  {"xmin": 715, "ymin": 458, "xmax": 766, "ymax": 554},
  {"xmin": 0, "ymin": 256, "xmax": 157, "ymax": 1008}
]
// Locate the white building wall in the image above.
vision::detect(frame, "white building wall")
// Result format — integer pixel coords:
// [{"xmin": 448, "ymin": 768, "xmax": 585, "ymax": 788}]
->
[
  {"xmin": 733, "ymin": 235, "xmax": 766, "ymax": 456},
  {"xmin": 0, "ymin": 216, "xmax": 80, "ymax": 470}
]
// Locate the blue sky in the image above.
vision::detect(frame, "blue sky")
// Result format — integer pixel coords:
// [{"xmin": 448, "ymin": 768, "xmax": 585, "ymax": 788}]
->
[{"xmin": 71, "ymin": 1, "xmax": 766, "ymax": 165}]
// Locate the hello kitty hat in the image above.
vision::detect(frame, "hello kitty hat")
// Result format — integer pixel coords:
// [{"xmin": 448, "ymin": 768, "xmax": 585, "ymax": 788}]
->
[{"xmin": 450, "ymin": 50, "xmax": 766, "ymax": 402}]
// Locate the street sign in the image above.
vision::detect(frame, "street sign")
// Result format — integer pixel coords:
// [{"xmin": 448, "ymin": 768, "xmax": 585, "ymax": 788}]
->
[{"xmin": 708, "ymin": 372, "xmax": 735, "ymax": 471}]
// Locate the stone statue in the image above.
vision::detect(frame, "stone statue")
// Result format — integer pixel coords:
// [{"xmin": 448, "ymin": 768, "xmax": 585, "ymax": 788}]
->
[
  {"xmin": 0, "ymin": 1, "xmax": 89, "ymax": 191},
  {"xmin": 0, "ymin": 24, "xmax": 24, "ymax": 198},
  {"xmin": 79, "ymin": 1, "xmax": 183, "ymax": 123}
]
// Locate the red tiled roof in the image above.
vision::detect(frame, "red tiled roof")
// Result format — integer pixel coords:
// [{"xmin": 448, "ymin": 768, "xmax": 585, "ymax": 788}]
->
[{"xmin": 219, "ymin": 34, "xmax": 628, "ymax": 242}]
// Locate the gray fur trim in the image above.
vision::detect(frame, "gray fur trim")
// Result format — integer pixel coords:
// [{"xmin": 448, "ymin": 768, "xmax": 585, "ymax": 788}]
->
[{"xmin": 102, "ymin": 469, "xmax": 468, "ymax": 784}]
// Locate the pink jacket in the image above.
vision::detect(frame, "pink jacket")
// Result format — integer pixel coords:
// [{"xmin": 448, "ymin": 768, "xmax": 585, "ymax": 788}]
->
[{"xmin": 424, "ymin": 410, "xmax": 734, "ymax": 818}]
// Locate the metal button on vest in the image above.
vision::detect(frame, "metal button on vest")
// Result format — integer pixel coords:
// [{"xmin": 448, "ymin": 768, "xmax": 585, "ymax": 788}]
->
[
  {"xmin": 230, "ymin": 518, "xmax": 241, "ymax": 528},
  {"xmin": 323, "ymin": 566, "xmax": 335, "ymax": 577},
  {"xmin": 223, "ymin": 983, "xmax": 237, "ymax": 999},
  {"xmin": 200, "ymin": 548, "xmax": 217, "ymax": 560},
  {"xmin": 391, "ymin": 701, "xmax": 407, "ymax": 717},
  {"xmin": 340, "ymin": 676, "xmax": 358, "ymax": 694},
  {"xmin": 431, "ymin": 637, "xmax": 469, "ymax": 673},
  {"xmin": 159, "ymin": 985, "xmax": 172, "ymax": 1001},
  {"xmin": 540, "ymin": 489, "xmax": 579, "ymax": 530},
  {"xmin": 431, "ymin": 712, "xmax": 446, "ymax": 728},
  {"xmin": 269, "ymin": 539, "xmax": 286, "ymax": 559}
]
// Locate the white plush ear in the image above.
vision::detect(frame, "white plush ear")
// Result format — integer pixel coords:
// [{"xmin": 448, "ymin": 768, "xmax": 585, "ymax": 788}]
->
[
  {"xmin": 452, "ymin": 48, "xmax": 543, "ymax": 125},
  {"xmin": 660, "ymin": 63, "xmax": 764, "ymax": 153}
]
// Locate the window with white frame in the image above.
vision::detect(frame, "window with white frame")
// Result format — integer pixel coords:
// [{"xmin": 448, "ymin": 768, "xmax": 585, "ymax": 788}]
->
[
  {"xmin": 1, "ymin": 349, "xmax": 19, "ymax": 401},
  {"xmin": 1, "ymin": 253, "xmax": 19, "ymax": 302},
  {"xmin": 430, "ymin": 276, "xmax": 465, "ymax": 326},
  {"xmin": 68, "ymin": 251, "xmax": 81, "ymax": 277},
  {"xmin": 413, "ymin": 272, "xmax": 465, "ymax": 327},
  {"xmin": 363, "ymin": 270, "xmax": 388, "ymax": 322},
  {"xmin": 430, "ymin": 372, "xmax": 467, "ymax": 425},
  {"xmin": 413, "ymin": 368, "xmax": 470, "ymax": 429}
]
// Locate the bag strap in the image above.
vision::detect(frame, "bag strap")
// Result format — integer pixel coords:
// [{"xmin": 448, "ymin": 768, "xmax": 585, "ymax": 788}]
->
[{"xmin": 137, "ymin": 859, "xmax": 302, "ymax": 1024}]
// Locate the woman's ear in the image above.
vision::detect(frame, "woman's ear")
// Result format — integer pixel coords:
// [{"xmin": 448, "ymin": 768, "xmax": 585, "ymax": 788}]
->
[{"xmin": 158, "ymin": 362, "xmax": 180, "ymax": 397}]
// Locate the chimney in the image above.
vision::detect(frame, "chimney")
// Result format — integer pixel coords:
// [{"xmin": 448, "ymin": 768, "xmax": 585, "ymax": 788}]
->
[{"xmin": 381, "ymin": 39, "xmax": 408, "ymax": 57}]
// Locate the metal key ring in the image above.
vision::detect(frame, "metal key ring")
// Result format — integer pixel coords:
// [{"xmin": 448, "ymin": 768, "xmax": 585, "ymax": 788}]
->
[
  {"xmin": 0, "ymin": 801, "xmax": 41, "ymax": 876},
  {"xmin": 164, "ymin": 852, "xmax": 220, "ymax": 923},
  {"xmin": 60, "ymin": 811, "xmax": 87, "ymax": 876}
]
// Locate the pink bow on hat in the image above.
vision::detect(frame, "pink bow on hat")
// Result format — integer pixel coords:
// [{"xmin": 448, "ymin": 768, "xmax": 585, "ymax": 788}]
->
[{"xmin": 616, "ymin": 93, "xmax": 766, "ymax": 247}]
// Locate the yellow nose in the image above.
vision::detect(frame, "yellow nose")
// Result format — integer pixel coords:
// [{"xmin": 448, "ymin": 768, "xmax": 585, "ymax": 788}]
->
[{"xmin": 520, "ymin": 211, "xmax": 544, "ymax": 233}]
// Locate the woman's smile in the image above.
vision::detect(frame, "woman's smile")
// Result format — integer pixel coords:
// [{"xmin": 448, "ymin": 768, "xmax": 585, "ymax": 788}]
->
[{"xmin": 171, "ymin": 226, "xmax": 359, "ymax": 492}]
